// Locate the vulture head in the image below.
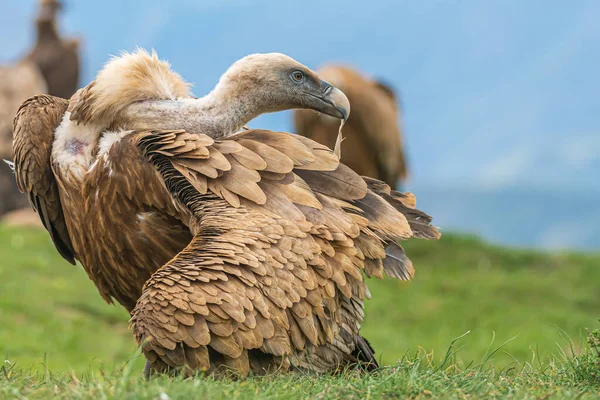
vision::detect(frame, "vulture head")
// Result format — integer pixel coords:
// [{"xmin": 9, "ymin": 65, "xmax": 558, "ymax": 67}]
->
[{"xmin": 218, "ymin": 53, "xmax": 350, "ymax": 121}]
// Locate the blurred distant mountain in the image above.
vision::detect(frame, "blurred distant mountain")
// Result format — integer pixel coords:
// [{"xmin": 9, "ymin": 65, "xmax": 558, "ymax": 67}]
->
[{"xmin": 1, "ymin": 0, "xmax": 598, "ymax": 250}]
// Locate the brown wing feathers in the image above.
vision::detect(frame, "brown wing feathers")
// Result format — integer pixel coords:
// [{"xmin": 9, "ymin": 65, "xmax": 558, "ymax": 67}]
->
[
  {"xmin": 129, "ymin": 128, "xmax": 439, "ymax": 375},
  {"xmin": 12, "ymin": 95, "xmax": 75, "ymax": 264}
]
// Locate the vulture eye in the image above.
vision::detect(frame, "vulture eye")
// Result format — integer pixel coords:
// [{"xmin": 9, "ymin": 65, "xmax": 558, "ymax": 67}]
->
[{"xmin": 291, "ymin": 70, "xmax": 304, "ymax": 83}]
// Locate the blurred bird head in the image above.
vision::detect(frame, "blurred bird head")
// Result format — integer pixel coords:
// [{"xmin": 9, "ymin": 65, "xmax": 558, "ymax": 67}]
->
[
  {"xmin": 38, "ymin": 0, "xmax": 62, "ymax": 22},
  {"xmin": 219, "ymin": 53, "xmax": 350, "ymax": 121}
]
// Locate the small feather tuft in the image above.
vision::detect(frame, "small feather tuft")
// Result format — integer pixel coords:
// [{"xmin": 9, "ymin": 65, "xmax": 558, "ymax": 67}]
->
[
  {"xmin": 333, "ymin": 120, "xmax": 345, "ymax": 159},
  {"xmin": 69, "ymin": 48, "xmax": 192, "ymax": 126},
  {"xmin": 3, "ymin": 159, "xmax": 15, "ymax": 172}
]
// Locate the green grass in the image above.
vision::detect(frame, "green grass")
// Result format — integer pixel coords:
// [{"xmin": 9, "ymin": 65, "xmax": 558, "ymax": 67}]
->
[
  {"xmin": 2, "ymin": 350, "xmax": 600, "ymax": 399},
  {"xmin": 1, "ymin": 224, "xmax": 599, "ymax": 398}
]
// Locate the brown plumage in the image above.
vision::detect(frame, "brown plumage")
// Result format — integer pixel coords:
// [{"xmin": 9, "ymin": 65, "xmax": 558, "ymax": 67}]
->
[
  {"xmin": 12, "ymin": 95, "xmax": 75, "ymax": 263},
  {"xmin": 12, "ymin": 50, "xmax": 439, "ymax": 377},
  {"xmin": 294, "ymin": 65, "xmax": 407, "ymax": 189}
]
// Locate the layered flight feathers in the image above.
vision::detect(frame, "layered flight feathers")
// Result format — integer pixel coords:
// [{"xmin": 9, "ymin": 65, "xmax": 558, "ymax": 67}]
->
[
  {"xmin": 121, "ymin": 126, "xmax": 439, "ymax": 375},
  {"xmin": 11, "ymin": 94, "xmax": 75, "ymax": 263}
]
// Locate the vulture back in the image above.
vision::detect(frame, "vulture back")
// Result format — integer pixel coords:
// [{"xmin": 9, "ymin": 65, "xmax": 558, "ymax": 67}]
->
[{"xmin": 294, "ymin": 65, "xmax": 407, "ymax": 190}]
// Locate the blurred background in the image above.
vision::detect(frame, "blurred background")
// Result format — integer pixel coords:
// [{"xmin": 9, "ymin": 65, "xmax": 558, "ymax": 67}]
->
[
  {"xmin": 0, "ymin": 0, "xmax": 598, "ymax": 374},
  {"xmin": 3, "ymin": 0, "xmax": 598, "ymax": 250}
]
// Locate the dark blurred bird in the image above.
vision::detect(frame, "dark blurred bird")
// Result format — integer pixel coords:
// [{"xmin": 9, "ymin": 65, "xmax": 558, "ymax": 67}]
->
[
  {"xmin": 12, "ymin": 50, "xmax": 439, "ymax": 377},
  {"xmin": 294, "ymin": 65, "xmax": 408, "ymax": 190},
  {"xmin": 26, "ymin": 0, "xmax": 81, "ymax": 99}
]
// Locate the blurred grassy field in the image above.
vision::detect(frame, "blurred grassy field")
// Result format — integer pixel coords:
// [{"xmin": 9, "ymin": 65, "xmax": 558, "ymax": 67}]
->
[{"xmin": 0, "ymin": 224, "xmax": 598, "ymax": 376}]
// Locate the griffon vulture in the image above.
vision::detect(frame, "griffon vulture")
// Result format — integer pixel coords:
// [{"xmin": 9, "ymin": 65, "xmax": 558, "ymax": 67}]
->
[
  {"xmin": 12, "ymin": 50, "xmax": 439, "ymax": 376},
  {"xmin": 294, "ymin": 65, "xmax": 407, "ymax": 189}
]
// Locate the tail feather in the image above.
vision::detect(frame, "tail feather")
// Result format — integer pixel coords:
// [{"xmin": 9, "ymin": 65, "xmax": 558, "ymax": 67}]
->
[{"xmin": 353, "ymin": 336, "xmax": 379, "ymax": 371}]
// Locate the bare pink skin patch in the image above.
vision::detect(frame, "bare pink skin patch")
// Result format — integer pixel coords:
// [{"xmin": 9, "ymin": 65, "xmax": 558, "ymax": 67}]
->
[{"xmin": 65, "ymin": 139, "xmax": 88, "ymax": 155}]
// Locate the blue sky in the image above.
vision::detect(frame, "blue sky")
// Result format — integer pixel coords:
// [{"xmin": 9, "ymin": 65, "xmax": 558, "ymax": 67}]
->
[{"xmin": 2, "ymin": 1, "xmax": 599, "ymax": 249}]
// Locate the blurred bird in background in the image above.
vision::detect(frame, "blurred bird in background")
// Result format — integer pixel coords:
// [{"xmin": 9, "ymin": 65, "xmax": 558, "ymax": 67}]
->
[
  {"xmin": 0, "ymin": 0, "xmax": 80, "ymax": 222},
  {"xmin": 26, "ymin": 0, "xmax": 80, "ymax": 100},
  {"xmin": 294, "ymin": 65, "xmax": 408, "ymax": 190}
]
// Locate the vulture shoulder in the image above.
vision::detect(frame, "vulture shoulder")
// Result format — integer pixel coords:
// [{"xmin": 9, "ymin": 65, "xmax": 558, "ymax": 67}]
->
[
  {"xmin": 12, "ymin": 94, "xmax": 75, "ymax": 264},
  {"xmin": 99, "ymin": 128, "xmax": 438, "ymax": 375}
]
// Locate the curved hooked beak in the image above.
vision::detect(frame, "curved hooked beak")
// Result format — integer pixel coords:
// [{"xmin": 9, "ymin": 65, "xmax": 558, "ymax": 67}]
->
[{"xmin": 304, "ymin": 80, "xmax": 350, "ymax": 121}]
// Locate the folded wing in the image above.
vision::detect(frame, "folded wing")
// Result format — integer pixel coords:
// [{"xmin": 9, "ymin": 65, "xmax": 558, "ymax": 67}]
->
[
  {"xmin": 12, "ymin": 95, "xmax": 75, "ymax": 264},
  {"xmin": 114, "ymin": 128, "xmax": 439, "ymax": 375}
]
